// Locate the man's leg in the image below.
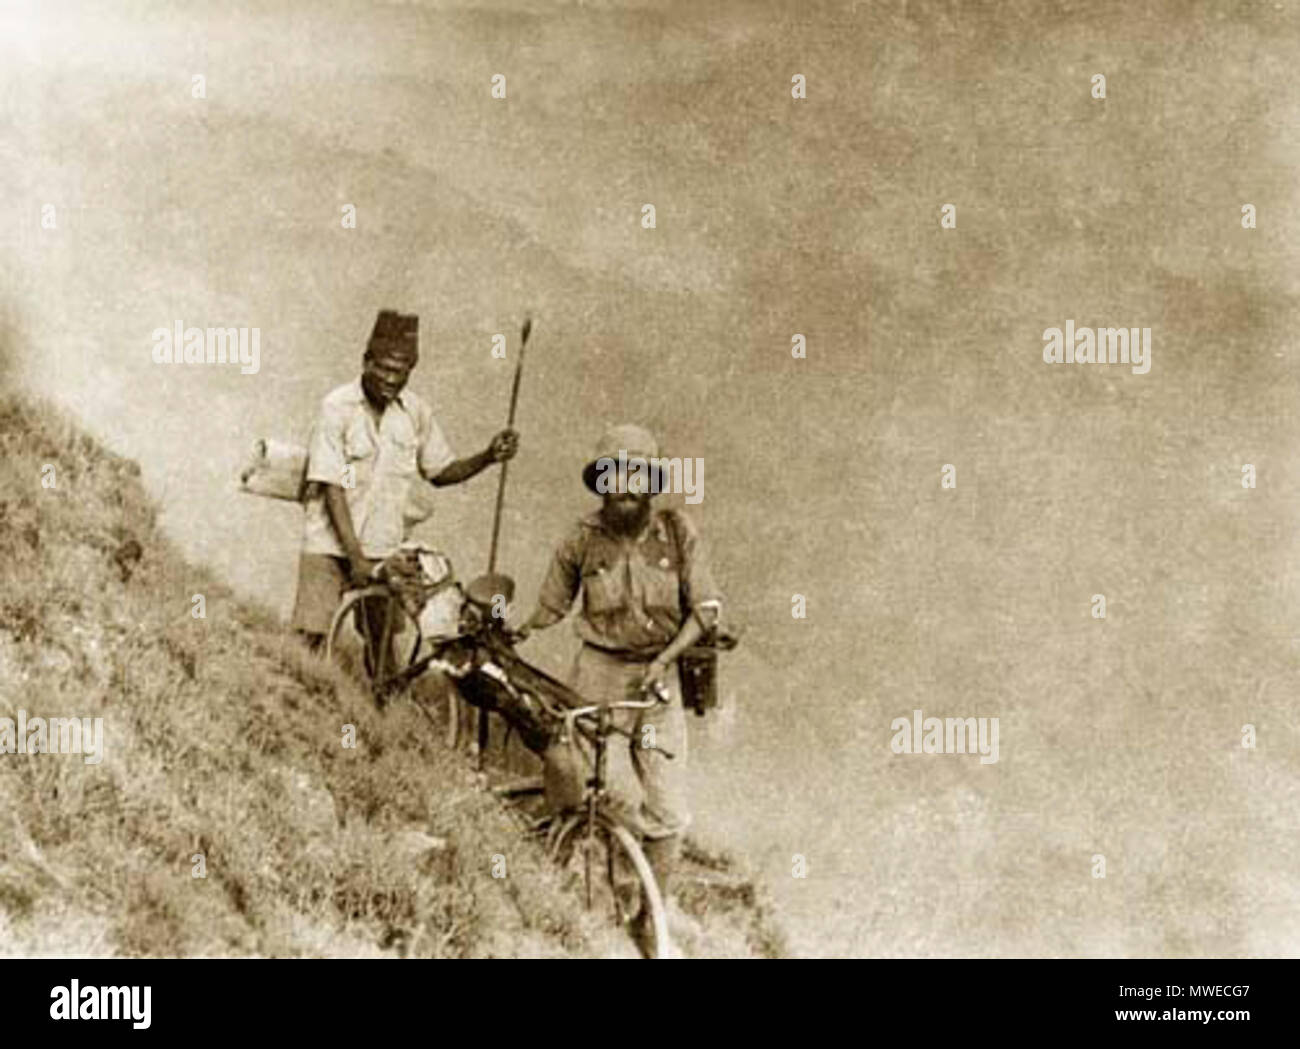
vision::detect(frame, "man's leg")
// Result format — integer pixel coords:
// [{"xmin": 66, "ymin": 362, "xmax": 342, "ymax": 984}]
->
[
  {"xmin": 353, "ymin": 596, "xmax": 391, "ymax": 677},
  {"xmin": 633, "ymin": 667, "xmax": 690, "ymax": 845},
  {"xmin": 570, "ymin": 646, "xmax": 647, "ymax": 833},
  {"xmin": 640, "ymin": 835, "xmax": 682, "ymax": 912},
  {"xmin": 571, "ymin": 646, "xmax": 693, "ymax": 953},
  {"xmin": 630, "ymin": 667, "xmax": 691, "ymax": 951}
]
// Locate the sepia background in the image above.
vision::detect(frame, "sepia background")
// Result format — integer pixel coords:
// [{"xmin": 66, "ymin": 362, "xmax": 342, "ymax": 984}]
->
[{"xmin": 3, "ymin": 0, "xmax": 1299, "ymax": 956}]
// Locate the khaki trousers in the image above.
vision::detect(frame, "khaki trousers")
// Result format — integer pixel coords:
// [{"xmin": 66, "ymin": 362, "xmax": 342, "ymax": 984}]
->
[{"xmin": 564, "ymin": 643, "xmax": 691, "ymax": 841}]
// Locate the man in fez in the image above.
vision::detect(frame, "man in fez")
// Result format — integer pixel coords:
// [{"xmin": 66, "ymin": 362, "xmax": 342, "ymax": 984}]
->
[{"xmin": 292, "ymin": 309, "xmax": 519, "ymax": 650}]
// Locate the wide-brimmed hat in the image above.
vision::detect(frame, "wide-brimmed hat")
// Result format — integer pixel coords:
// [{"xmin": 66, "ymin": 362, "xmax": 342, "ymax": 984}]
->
[
  {"xmin": 367, "ymin": 309, "xmax": 419, "ymax": 362},
  {"xmin": 582, "ymin": 423, "xmax": 663, "ymax": 495}
]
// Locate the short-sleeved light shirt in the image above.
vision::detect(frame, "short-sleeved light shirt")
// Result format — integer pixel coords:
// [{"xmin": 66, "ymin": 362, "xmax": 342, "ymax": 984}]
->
[
  {"xmin": 536, "ymin": 507, "xmax": 723, "ymax": 658},
  {"xmin": 301, "ymin": 378, "xmax": 455, "ymax": 559}
]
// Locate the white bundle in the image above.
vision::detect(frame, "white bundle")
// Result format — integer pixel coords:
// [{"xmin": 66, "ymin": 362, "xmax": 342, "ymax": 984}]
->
[
  {"xmin": 410, "ymin": 546, "xmax": 464, "ymax": 640},
  {"xmin": 237, "ymin": 438, "xmax": 440, "ymax": 525},
  {"xmin": 239, "ymin": 438, "xmax": 309, "ymax": 502}
]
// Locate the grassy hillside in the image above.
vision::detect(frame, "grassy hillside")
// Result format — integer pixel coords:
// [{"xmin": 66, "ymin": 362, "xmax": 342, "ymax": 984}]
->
[{"xmin": 0, "ymin": 393, "xmax": 787, "ymax": 958}]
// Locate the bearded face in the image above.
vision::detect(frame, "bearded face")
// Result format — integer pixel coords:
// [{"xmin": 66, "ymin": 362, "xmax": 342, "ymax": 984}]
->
[{"xmin": 602, "ymin": 490, "xmax": 653, "ymax": 534}]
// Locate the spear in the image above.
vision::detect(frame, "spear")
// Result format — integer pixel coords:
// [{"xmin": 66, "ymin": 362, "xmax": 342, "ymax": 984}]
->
[
  {"xmin": 488, "ymin": 316, "xmax": 531, "ymax": 574},
  {"xmin": 478, "ymin": 316, "xmax": 531, "ymax": 771}
]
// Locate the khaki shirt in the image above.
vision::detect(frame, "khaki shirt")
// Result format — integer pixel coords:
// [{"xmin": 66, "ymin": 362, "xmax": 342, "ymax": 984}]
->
[
  {"xmin": 537, "ymin": 507, "xmax": 723, "ymax": 657},
  {"xmin": 301, "ymin": 379, "xmax": 455, "ymax": 559}
]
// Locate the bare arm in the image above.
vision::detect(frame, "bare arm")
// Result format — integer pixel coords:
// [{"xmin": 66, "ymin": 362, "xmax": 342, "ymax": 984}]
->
[
  {"xmin": 655, "ymin": 614, "xmax": 705, "ymax": 667},
  {"xmin": 430, "ymin": 448, "xmax": 495, "ymax": 487},
  {"xmin": 323, "ymin": 484, "xmax": 372, "ymax": 581},
  {"xmin": 642, "ymin": 511, "xmax": 721, "ymax": 685},
  {"xmin": 430, "ymin": 429, "xmax": 518, "ymax": 487}
]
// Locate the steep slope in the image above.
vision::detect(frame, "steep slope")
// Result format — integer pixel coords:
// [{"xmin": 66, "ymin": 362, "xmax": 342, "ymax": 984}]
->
[{"xmin": 0, "ymin": 393, "xmax": 786, "ymax": 958}]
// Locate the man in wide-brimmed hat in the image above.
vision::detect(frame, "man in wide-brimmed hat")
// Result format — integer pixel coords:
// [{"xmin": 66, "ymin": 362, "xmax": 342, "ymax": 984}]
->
[
  {"xmin": 291, "ymin": 309, "xmax": 518, "ymax": 648},
  {"xmin": 517, "ymin": 423, "xmax": 723, "ymax": 953}
]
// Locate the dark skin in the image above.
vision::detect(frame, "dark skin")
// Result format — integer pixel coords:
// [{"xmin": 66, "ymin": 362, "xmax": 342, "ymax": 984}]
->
[
  {"xmin": 324, "ymin": 349, "xmax": 519, "ymax": 583},
  {"xmin": 518, "ymin": 489, "xmax": 703, "ymax": 690}
]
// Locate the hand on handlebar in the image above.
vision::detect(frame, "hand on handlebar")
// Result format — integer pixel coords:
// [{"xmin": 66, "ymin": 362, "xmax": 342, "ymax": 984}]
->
[
  {"xmin": 348, "ymin": 555, "xmax": 381, "ymax": 585},
  {"xmin": 638, "ymin": 657, "xmax": 673, "ymax": 703},
  {"xmin": 502, "ymin": 623, "xmax": 531, "ymax": 646}
]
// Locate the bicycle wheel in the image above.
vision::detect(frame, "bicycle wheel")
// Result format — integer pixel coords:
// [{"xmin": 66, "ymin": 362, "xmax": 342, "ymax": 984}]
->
[
  {"xmin": 549, "ymin": 811, "xmax": 669, "ymax": 959},
  {"xmin": 325, "ymin": 586, "xmax": 422, "ymax": 706}
]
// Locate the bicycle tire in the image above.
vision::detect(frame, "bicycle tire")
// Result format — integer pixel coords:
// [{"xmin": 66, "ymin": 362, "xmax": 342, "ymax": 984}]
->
[
  {"xmin": 325, "ymin": 586, "xmax": 421, "ymax": 706},
  {"xmin": 549, "ymin": 812, "xmax": 670, "ymax": 959}
]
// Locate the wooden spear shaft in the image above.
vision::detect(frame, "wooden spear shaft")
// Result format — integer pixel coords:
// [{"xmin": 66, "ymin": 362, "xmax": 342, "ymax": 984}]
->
[
  {"xmin": 488, "ymin": 316, "xmax": 530, "ymax": 574},
  {"xmin": 479, "ymin": 316, "xmax": 531, "ymax": 770}
]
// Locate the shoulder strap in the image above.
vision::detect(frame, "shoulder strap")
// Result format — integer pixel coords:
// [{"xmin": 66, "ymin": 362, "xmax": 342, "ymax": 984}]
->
[
  {"xmin": 661, "ymin": 507, "xmax": 686, "ymax": 564},
  {"xmin": 662, "ymin": 510, "xmax": 732, "ymax": 648},
  {"xmin": 660, "ymin": 509, "xmax": 691, "ymax": 618}
]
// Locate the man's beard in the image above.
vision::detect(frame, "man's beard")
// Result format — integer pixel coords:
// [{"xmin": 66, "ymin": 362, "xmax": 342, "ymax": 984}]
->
[{"xmin": 602, "ymin": 496, "xmax": 652, "ymax": 535}]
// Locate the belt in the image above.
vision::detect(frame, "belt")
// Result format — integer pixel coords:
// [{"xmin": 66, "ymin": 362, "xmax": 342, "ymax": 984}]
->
[{"xmin": 581, "ymin": 641, "xmax": 661, "ymax": 665}]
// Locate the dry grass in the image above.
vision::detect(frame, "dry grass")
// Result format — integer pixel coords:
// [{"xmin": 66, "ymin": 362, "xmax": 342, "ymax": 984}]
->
[{"xmin": 0, "ymin": 393, "xmax": 786, "ymax": 958}]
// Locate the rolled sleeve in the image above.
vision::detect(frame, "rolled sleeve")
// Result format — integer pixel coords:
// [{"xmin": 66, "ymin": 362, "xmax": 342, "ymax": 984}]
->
[
  {"xmin": 537, "ymin": 529, "xmax": 582, "ymax": 618},
  {"xmin": 417, "ymin": 407, "xmax": 456, "ymax": 481},
  {"xmin": 674, "ymin": 511, "xmax": 723, "ymax": 631},
  {"xmin": 305, "ymin": 402, "xmax": 347, "ymax": 486}
]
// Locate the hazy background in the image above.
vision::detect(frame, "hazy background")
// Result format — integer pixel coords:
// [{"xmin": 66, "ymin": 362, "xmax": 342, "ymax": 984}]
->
[{"xmin": 3, "ymin": 0, "xmax": 1300, "ymax": 956}]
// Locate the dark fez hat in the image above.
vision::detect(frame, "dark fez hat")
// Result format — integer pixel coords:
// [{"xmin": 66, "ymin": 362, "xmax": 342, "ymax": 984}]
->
[{"xmin": 368, "ymin": 309, "xmax": 419, "ymax": 362}]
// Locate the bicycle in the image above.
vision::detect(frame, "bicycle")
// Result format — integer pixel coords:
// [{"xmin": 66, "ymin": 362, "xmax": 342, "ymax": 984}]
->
[
  {"xmin": 530, "ymin": 684, "xmax": 675, "ymax": 959},
  {"xmin": 329, "ymin": 564, "xmax": 676, "ymax": 957},
  {"xmin": 421, "ymin": 619, "xmax": 677, "ymax": 957},
  {"xmin": 324, "ymin": 554, "xmax": 474, "ymax": 749}
]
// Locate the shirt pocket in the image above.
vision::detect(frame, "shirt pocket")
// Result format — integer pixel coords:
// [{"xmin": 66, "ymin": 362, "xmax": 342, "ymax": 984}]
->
[
  {"xmin": 342, "ymin": 418, "xmax": 378, "ymax": 487},
  {"xmin": 582, "ymin": 562, "xmax": 627, "ymax": 616},
  {"xmin": 641, "ymin": 556, "xmax": 682, "ymax": 614},
  {"xmin": 387, "ymin": 429, "xmax": 420, "ymax": 477}
]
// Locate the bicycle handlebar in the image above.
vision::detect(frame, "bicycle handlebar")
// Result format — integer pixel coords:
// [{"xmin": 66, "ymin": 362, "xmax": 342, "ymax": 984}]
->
[
  {"xmin": 534, "ymin": 685, "xmax": 667, "ymax": 722},
  {"xmin": 526, "ymin": 682, "xmax": 674, "ymax": 758}
]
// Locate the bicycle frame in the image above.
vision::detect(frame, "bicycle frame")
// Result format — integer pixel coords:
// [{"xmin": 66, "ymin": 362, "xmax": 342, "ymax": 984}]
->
[
  {"xmin": 534, "ymin": 690, "xmax": 671, "ymax": 914},
  {"xmin": 327, "ymin": 577, "xmax": 674, "ymax": 953},
  {"xmin": 339, "ymin": 579, "xmax": 678, "ymax": 813}
]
